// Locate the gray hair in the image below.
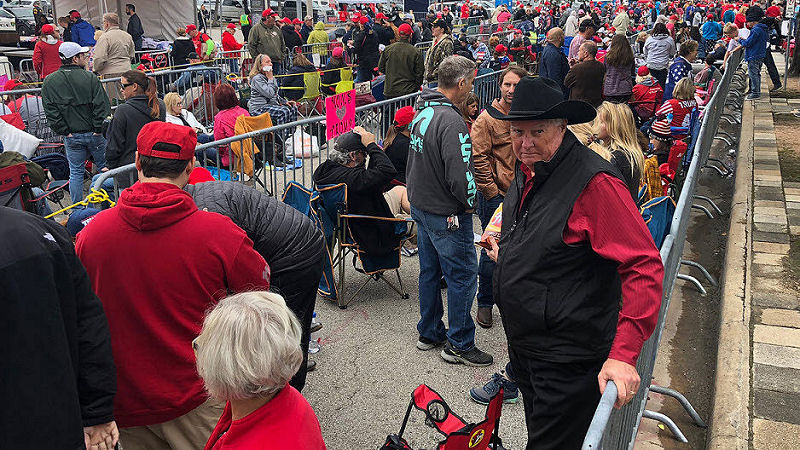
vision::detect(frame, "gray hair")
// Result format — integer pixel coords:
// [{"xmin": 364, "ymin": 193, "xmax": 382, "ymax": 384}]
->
[
  {"xmin": 103, "ymin": 12, "xmax": 119, "ymax": 26},
  {"xmin": 195, "ymin": 291, "xmax": 303, "ymax": 400},
  {"xmin": 328, "ymin": 149, "xmax": 351, "ymax": 165},
  {"xmin": 437, "ymin": 55, "xmax": 476, "ymax": 90}
]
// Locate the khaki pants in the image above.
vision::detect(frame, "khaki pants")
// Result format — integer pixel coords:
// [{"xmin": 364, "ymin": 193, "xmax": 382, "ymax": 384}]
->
[
  {"xmin": 101, "ymin": 72, "xmax": 126, "ymax": 105},
  {"xmin": 119, "ymin": 398, "xmax": 225, "ymax": 450}
]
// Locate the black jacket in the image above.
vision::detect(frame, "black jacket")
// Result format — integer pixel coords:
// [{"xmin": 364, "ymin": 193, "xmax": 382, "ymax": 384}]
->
[
  {"xmin": 105, "ymin": 95, "xmax": 166, "ymax": 169},
  {"xmin": 0, "ymin": 207, "xmax": 116, "ymax": 449},
  {"xmin": 384, "ymin": 133, "xmax": 410, "ymax": 184},
  {"xmin": 352, "ymin": 26, "xmax": 380, "ymax": 75},
  {"xmin": 313, "ymin": 143, "xmax": 400, "ymax": 255},
  {"xmin": 282, "ymin": 24, "xmax": 303, "ymax": 52},
  {"xmin": 281, "ymin": 63, "xmax": 315, "ymax": 100},
  {"xmin": 494, "ymin": 132, "xmax": 623, "ymax": 362},
  {"xmin": 171, "ymin": 37, "xmax": 196, "ymax": 67},
  {"xmin": 186, "ymin": 181, "xmax": 324, "ymax": 277},
  {"xmin": 373, "ymin": 23, "xmax": 395, "ymax": 46},
  {"xmin": 127, "ymin": 13, "xmax": 144, "ymax": 41},
  {"xmin": 321, "ymin": 59, "xmax": 346, "ymax": 95}
]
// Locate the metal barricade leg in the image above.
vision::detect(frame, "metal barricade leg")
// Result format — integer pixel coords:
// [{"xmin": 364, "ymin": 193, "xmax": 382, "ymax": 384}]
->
[
  {"xmin": 676, "ymin": 273, "xmax": 708, "ymax": 295},
  {"xmin": 648, "ymin": 385, "xmax": 708, "ymax": 428},
  {"xmin": 680, "ymin": 259, "xmax": 718, "ymax": 287},
  {"xmin": 693, "ymin": 195, "xmax": 723, "ymax": 216},
  {"xmin": 691, "ymin": 203, "xmax": 715, "ymax": 218},
  {"xmin": 642, "ymin": 410, "xmax": 689, "ymax": 443}
]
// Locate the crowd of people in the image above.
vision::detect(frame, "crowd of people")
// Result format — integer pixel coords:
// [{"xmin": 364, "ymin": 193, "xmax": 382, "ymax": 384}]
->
[{"xmin": 0, "ymin": 0, "xmax": 781, "ymax": 448}]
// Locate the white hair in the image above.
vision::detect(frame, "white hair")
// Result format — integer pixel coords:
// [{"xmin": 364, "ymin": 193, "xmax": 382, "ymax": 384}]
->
[{"xmin": 195, "ymin": 291, "xmax": 303, "ymax": 400}]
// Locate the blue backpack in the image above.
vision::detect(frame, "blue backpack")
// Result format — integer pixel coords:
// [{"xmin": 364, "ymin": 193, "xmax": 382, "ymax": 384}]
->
[{"xmin": 640, "ymin": 196, "xmax": 676, "ymax": 248}]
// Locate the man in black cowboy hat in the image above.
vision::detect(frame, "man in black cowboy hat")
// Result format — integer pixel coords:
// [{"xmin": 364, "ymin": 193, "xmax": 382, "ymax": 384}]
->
[{"xmin": 483, "ymin": 76, "xmax": 664, "ymax": 449}]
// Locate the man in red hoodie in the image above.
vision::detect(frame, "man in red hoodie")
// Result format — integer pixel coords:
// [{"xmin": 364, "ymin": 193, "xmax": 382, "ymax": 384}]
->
[{"xmin": 76, "ymin": 121, "xmax": 271, "ymax": 449}]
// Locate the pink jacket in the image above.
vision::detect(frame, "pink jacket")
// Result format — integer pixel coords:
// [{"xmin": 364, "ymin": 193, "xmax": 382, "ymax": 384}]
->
[{"xmin": 213, "ymin": 106, "xmax": 250, "ymax": 167}]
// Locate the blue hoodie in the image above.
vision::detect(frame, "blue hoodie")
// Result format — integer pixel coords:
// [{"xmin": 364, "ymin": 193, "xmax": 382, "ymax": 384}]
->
[
  {"xmin": 70, "ymin": 19, "xmax": 96, "ymax": 47},
  {"xmin": 739, "ymin": 23, "xmax": 768, "ymax": 61}
]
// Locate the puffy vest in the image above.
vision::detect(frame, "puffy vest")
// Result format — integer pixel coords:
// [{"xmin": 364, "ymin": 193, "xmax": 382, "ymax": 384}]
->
[
  {"xmin": 494, "ymin": 131, "xmax": 623, "ymax": 362},
  {"xmin": 240, "ymin": 14, "xmax": 250, "ymax": 25}
]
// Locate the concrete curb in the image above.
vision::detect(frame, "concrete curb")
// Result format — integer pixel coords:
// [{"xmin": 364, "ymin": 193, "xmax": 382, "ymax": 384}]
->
[{"xmin": 707, "ymin": 101, "xmax": 753, "ymax": 450}]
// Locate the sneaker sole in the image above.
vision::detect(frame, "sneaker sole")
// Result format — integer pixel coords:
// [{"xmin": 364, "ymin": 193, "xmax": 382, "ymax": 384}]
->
[
  {"xmin": 440, "ymin": 349, "xmax": 493, "ymax": 367},
  {"xmin": 468, "ymin": 392, "xmax": 520, "ymax": 405},
  {"xmin": 416, "ymin": 340, "xmax": 444, "ymax": 351}
]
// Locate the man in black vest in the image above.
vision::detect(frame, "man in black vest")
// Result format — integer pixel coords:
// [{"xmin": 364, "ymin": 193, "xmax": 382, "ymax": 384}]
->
[{"xmin": 484, "ymin": 76, "xmax": 664, "ymax": 449}]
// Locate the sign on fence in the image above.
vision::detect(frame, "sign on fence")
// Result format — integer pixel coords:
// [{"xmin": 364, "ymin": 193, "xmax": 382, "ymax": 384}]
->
[{"xmin": 326, "ymin": 89, "xmax": 356, "ymax": 141}]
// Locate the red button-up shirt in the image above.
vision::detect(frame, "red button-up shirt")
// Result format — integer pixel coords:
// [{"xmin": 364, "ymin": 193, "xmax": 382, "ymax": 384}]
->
[{"xmin": 519, "ymin": 164, "xmax": 664, "ymax": 366}]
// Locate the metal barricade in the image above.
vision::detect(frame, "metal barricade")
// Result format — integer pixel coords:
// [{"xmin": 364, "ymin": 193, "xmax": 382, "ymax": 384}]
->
[
  {"xmin": 0, "ymin": 85, "xmax": 61, "ymax": 142},
  {"xmin": 18, "ymin": 58, "xmax": 38, "ymax": 82},
  {"xmin": 581, "ymin": 49, "xmax": 746, "ymax": 450}
]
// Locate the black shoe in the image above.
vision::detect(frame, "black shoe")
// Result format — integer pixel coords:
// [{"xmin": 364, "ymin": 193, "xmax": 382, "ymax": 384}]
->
[
  {"xmin": 770, "ymin": 85, "xmax": 782, "ymax": 93},
  {"xmin": 440, "ymin": 342, "xmax": 493, "ymax": 367},
  {"xmin": 306, "ymin": 359, "xmax": 317, "ymax": 372},
  {"xmin": 469, "ymin": 372, "xmax": 520, "ymax": 405},
  {"xmin": 416, "ymin": 332, "xmax": 447, "ymax": 351}
]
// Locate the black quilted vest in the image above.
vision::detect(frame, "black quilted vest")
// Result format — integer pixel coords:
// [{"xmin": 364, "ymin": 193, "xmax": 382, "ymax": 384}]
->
[{"xmin": 493, "ymin": 131, "xmax": 624, "ymax": 362}]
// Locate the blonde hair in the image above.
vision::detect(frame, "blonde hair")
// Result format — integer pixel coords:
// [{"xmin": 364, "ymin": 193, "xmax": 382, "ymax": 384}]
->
[
  {"xmin": 569, "ymin": 121, "xmax": 611, "ymax": 160},
  {"xmin": 103, "ymin": 12, "xmax": 119, "ymax": 26},
  {"xmin": 595, "ymin": 102, "xmax": 645, "ymax": 186},
  {"xmin": 195, "ymin": 291, "xmax": 303, "ymax": 401},
  {"xmin": 163, "ymin": 92, "xmax": 184, "ymax": 115},
  {"xmin": 723, "ymin": 23, "xmax": 738, "ymax": 37},
  {"xmin": 673, "ymin": 77, "xmax": 696, "ymax": 100},
  {"xmin": 94, "ymin": 29, "xmax": 103, "ymax": 41},
  {"xmin": 249, "ymin": 54, "xmax": 270, "ymax": 80}
]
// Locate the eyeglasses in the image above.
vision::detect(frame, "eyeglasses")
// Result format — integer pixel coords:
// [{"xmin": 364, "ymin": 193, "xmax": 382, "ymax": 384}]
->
[{"xmin": 119, "ymin": 82, "xmax": 135, "ymax": 90}]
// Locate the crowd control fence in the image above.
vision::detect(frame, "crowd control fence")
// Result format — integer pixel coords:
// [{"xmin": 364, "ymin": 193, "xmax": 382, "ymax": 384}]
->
[
  {"xmin": 92, "ymin": 69, "xmax": 502, "ymax": 199},
  {"xmin": 581, "ymin": 49, "xmax": 746, "ymax": 450}
]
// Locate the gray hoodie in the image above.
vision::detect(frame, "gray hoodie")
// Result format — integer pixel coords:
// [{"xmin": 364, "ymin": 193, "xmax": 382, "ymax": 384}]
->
[
  {"xmin": 643, "ymin": 34, "xmax": 676, "ymax": 70},
  {"xmin": 406, "ymin": 89, "xmax": 476, "ymax": 215}
]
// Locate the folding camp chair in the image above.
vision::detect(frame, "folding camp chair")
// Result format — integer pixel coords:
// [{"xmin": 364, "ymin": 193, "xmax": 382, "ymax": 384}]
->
[
  {"xmin": 380, "ymin": 384, "xmax": 506, "ymax": 450},
  {"xmin": 0, "ymin": 163, "xmax": 36, "ymax": 213},
  {"xmin": 315, "ymin": 182, "xmax": 413, "ymax": 309},
  {"xmin": 282, "ymin": 71, "xmax": 324, "ymax": 118}
]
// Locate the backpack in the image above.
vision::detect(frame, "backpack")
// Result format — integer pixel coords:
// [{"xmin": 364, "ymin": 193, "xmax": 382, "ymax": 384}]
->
[
  {"xmin": 640, "ymin": 196, "xmax": 676, "ymax": 248},
  {"xmin": 31, "ymin": 152, "xmax": 69, "ymax": 181}
]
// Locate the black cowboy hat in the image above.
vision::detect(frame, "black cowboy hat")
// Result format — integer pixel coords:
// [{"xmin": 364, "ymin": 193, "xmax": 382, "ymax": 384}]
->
[{"xmin": 487, "ymin": 76, "xmax": 596, "ymax": 125}]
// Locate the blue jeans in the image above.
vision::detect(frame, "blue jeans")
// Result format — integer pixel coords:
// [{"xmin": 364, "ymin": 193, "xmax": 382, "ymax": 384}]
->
[
  {"xmin": 195, "ymin": 133, "xmax": 218, "ymax": 165},
  {"xmin": 64, "ymin": 132, "xmax": 106, "ymax": 205},
  {"xmin": 410, "ymin": 205, "xmax": 478, "ymax": 352},
  {"xmin": 476, "ymin": 192, "xmax": 504, "ymax": 308},
  {"xmin": 174, "ymin": 69, "xmax": 220, "ymax": 92},
  {"xmin": 747, "ymin": 58, "xmax": 764, "ymax": 97},
  {"xmin": 31, "ymin": 187, "xmax": 53, "ymax": 216},
  {"xmin": 355, "ymin": 67, "xmax": 371, "ymax": 83}
]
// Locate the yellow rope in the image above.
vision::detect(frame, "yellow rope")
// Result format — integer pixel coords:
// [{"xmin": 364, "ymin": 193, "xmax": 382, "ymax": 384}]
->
[{"xmin": 45, "ymin": 188, "xmax": 116, "ymax": 219}]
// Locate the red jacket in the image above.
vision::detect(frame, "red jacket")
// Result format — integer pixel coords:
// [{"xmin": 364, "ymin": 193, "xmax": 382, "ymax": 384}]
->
[
  {"xmin": 632, "ymin": 78, "xmax": 664, "ymax": 120},
  {"xmin": 204, "ymin": 385, "xmax": 326, "ymax": 450},
  {"xmin": 76, "ymin": 182, "xmax": 270, "ymax": 427},
  {"xmin": 222, "ymin": 30, "xmax": 243, "ymax": 57},
  {"xmin": 33, "ymin": 39, "xmax": 63, "ymax": 79}
]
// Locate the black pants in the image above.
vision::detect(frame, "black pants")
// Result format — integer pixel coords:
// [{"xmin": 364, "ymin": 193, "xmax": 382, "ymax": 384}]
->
[
  {"xmin": 509, "ymin": 347, "xmax": 606, "ymax": 450},
  {"xmin": 764, "ymin": 50, "xmax": 782, "ymax": 88},
  {"xmin": 649, "ymin": 68, "xmax": 668, "ymax": 90},
  {"xmin": 271, "ymin": 254, "xmax": 323, "ymax": 392}
]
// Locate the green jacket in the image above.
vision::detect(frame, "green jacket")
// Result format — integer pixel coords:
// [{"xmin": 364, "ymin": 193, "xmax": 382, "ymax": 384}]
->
[
  {"xmin": 307, "ymin": 22, "xmax": 329, "ymax": 56},
  {"xmin": 41, "ymin": 65, "xmax": 110, "ymax": 136},
  {"xmin": 424, "ymin": 35, "xmax": 454, "ymax": 83},
  {"xmin": 248, "ymin": 22, "xmax": 286, "ymax": 61},
  {"xmin": 378, "ymin": 40, "xmax": 424, "ymax": 97}
]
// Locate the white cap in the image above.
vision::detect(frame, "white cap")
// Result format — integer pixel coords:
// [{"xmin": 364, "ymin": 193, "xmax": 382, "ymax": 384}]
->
[{"xmin": 59, "ymin": 41, "xmax": 90, "ymax": 59}]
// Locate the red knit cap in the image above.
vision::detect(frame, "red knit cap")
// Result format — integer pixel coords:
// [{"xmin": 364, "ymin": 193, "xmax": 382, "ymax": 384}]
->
[
  {"xmin": 137, "ymin": 122, "xmax": 197, "ymax": 161},
  {"xmin": 394, "ymin": 106, "xmax": 416, "ymax": 127},
  {"xmin": 398, "ymin": 23, "xmax": 413, "ymax": 35},
  {"xmin": 186, "ymin": 24, "xmax": 197, "ymax": 32},
  {"xmin": 637, "ymin": 65, "xmax": 649, "ymax": 76}
]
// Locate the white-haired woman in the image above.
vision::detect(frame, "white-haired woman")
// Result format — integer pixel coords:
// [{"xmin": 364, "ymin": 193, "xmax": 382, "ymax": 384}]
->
[{"xmin": 196, "ymin": 292, "xmax": 326, "ymax": 450}]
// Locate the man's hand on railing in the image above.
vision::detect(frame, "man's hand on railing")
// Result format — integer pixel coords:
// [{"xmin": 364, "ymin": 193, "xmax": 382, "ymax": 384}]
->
[{"xmin": 598, "ymin": 358, "xmax": 641, "ymax": 409}]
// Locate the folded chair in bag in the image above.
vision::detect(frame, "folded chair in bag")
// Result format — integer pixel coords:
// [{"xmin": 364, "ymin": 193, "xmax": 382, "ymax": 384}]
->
[
  {"xmin": 31, "ymin": 152, "xmax": 70, "ymax": 207},
  {"xmin": 640, "ymin": 196, "xmax": 677, "ymax": 249},
  {"xmin": 0, "ymin": 163, "xmax": 36, "ymax": 213},
  {"xmin": 282, "ymin": 181, "xmax": 339, "ymax": 300},
  {"xmin": 380, "ymin": 384, "xmax": 506, "ymax": 450},
  {"xmin": 316, "ymin": 182, "xmax": 413, "ymax": 309}
]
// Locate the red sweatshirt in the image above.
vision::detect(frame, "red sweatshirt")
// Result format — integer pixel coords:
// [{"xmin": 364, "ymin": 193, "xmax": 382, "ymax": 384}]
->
[
  {"xmin": 76, "ymin": 182, "xmax": 270, "ymax": 427},
  {"xmin": 204, "ymin": 385, "xmax": 326, "ymax": 450},
  {"xmin": 221, "ymin": 30, "xmax": 243, "ymax": 57},
  {"xmin": 33, "ymin": 39, "xmax": 63, "ymax": 79}
]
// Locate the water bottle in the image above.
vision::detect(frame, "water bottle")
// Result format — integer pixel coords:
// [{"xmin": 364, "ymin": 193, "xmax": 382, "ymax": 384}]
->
[{"xmin": 308, "ymin": 312, "xmax": 321, "ymax": 354}]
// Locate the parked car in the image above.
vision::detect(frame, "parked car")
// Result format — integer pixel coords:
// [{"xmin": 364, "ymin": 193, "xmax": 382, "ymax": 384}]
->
[
  {"xmin": 4, "ymin": 7, "xmax": 35, "ymax": 37},
  {"xmin": 5, "ymin": 0, "xmax": 52, "ymax": 16},
  {"xmin": 281, "ymin": 0, "xmax": 328, "ymax": 21},
  {"xmin": 0, "ymin": 8, "xmax": 18, "ymax": 45}
]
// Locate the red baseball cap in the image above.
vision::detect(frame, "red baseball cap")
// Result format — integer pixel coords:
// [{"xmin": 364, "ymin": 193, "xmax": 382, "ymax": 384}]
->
[
  {"xmin": 495, "ymin": 44, "xmax": 507, "ymax": 53},
  {"xmin": 376, "ymin": 12, "xmax": 387, "ymax": 20},
  {"xmin": 292, "ymin": 18, "xmax": 302, "ymax": 24},
  {"xmin": 398, "ymin": 23, "xmax": 413, "ymax": 35},
  {"xmin": 226, "ymin": 22, "xmax": 237, "ymax": 29},
  {"xmin": 186, "ymin": 24, "xmax": 197, "ymax": 32},
  {"xmin": 70, "ymin": 11, "xmax": 81, "ymax": 19},
  {"xmin": 3, "ymin": 79, "xmax": 22, "ymax": 91},
  {"xmin": 358, "ymin": 16, "xmax": 370, "ymax": 24},
  {"xmin": 281, "ymin": 17, "xmax": 291, "ymax": 24},
  {"xmin": 137, "ymin": 122, "xmax": 197, "ymax": 161},
  {"xmin": 40, "ymin": 24, "xmax": 55, "ymax": 35},
  {"xmin": 262, "ymin": 8, "xmax": 278, "ymax": 17},
  {"xmin": 394, "ymin": 106, "xmax": 416, "ymax": 127},
  {"xmin": 188, "ymin": 167, "xmax": 215, "ymax": 184}
]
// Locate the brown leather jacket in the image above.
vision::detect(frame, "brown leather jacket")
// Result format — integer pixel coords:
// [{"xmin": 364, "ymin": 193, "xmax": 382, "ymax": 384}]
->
[{"xmin": 471, "ymin": 98, "xmax": 515, "ymax": 199}]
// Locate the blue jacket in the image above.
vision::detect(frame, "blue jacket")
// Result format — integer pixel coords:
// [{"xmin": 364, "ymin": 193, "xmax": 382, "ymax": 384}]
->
[
  {"xmin": 740, "ymin": 23, "xmax": 768, "ymax": 61},
  {"xmin": 71, "ymin": 19, "xmax": 96, "ymax": 46},
  {"xmin": 663, "ymin": 57, "xmax": 692, "ymax": 101},
  {"xmin": 701, "ymin": 21, "xmax": 722, "ymax": 41},
  {"xmin": 539, "ymin": 42, "xmax": 570, "ymax": 97}
]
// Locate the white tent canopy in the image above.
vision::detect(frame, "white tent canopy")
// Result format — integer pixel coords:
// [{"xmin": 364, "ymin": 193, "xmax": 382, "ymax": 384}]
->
[{"xmin": 54, "ymin": 0, "xmax": 196, "ymax": 41}]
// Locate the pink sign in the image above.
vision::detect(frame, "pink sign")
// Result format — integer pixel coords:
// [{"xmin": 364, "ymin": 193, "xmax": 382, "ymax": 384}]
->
[{"xmin": 326, "ymin": 89, "xmax": 356, "ymax": 141}]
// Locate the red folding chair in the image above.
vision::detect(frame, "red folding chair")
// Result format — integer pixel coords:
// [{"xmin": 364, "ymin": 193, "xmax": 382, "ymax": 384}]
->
[
  {"xmin": 0, "ymin": 163, "xmax": 36, "ymax": 213},
  {"xmin": 380, "ymin": 384, "xmax": 507, "ymax": 450}
]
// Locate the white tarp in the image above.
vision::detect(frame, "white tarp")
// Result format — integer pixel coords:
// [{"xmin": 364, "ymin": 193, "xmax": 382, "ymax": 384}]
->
[{"xmin": 54, "ymin": 0, "xmax": 196, "ymax": 41}]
